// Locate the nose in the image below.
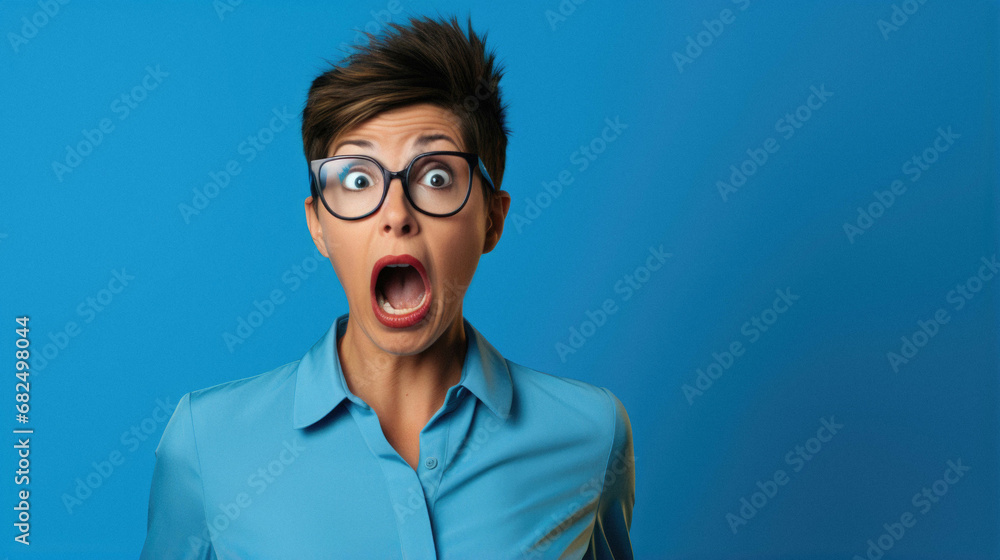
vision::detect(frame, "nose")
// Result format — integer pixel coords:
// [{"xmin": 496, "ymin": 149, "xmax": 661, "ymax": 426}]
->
[{"xmin": 378, "ymin": 175, "xmax": 418, "ymax": 236}]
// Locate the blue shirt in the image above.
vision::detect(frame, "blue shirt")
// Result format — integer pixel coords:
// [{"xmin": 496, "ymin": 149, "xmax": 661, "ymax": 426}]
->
[{"xmin": 140, "ymin": 313, "xmax": 635, "ymax": 559}]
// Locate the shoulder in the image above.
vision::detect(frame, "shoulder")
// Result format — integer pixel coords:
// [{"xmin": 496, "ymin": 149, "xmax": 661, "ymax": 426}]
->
[
  {"xmin": 185, "ymin": 360, "xmax": 298, "ymax": 420},
  {"xmin": 158, "ymin": 360, "xmax": 299, "ymax": 450},
  {"xmin": 505, "ymin": 358, "xmax": 629, "ymax": 416},
  {"xmin": 503, "ymin": 360, "xmax": 635, "ymax": 526},
  {"xmin": 504, "ymin": 358, "xmax": 632, "ymax": 453}
]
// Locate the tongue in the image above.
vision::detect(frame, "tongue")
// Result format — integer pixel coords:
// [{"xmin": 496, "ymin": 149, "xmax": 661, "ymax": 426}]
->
[{"xmin": 381, "ymin": 266, "xmax": 424, "ymax": 309}]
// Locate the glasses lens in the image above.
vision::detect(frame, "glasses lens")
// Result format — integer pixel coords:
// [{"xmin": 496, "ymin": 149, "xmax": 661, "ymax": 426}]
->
[
  {"xmin": 318, "ymin": 158, "xmax": 384, "ymax": 218},
  {"xmin": 407, "ymin": 154, "xmax": 472, "ymax": 215}
]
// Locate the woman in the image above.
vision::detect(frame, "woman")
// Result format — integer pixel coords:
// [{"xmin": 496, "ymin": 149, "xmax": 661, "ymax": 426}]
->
[{"xmin": 140, "ymin": 14, "xmax": 634, "ymax": 559}]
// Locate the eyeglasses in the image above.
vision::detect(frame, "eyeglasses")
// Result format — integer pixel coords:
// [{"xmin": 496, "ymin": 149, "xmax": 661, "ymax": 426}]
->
[{"xmin": 309, "ymin": 151, "xmax": 496, "ymax": 220}]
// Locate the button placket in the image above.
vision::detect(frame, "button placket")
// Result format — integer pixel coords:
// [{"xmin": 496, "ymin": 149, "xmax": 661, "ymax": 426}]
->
[
  {"xmin": 418, "ymin": 426, "xmax": 446, "ymax": 504},
  {"xmin": 346, "ymin": 402, "xmax": 438, "ymax": 560}
]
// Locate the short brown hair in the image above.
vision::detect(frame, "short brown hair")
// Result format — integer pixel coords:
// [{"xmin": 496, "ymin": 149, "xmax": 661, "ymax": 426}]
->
[{"xmin": 301, "ymin": 15, "xmax": 510, "ymax": 212}]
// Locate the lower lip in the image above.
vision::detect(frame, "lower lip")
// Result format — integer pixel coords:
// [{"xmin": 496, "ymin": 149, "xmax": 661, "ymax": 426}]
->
[{"xmin": 370, "ymin": 261, "xmax": 432, "ymax": 329}]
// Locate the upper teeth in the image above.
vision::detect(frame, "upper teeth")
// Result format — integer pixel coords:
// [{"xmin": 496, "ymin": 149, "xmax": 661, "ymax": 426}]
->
[{"xmin": 386, "ymin": 264, "xmax": 410, "ymax": 268}]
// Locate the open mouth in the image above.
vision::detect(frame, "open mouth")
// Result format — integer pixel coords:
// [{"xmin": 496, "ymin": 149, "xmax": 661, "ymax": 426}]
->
[{"xmin": 370, "ymin": 254, "xmax": 432, "ymax": 328}]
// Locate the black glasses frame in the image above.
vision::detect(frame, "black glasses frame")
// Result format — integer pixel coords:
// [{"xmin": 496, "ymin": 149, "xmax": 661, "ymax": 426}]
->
[{"xmin": 308, "ymin": 151, "xmax": 496, "ymax": 221}]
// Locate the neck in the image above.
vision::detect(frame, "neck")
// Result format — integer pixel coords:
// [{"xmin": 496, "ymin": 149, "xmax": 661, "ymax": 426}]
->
[{"xmin": 337, "ymin": 313, "xmax": 467, "ymax": 422}]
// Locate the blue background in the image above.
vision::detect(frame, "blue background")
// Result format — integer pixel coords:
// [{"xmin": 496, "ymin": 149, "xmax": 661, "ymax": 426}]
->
[{"xmin": 2, "ymin": 0, "xmax": 998, "ymax": 558}]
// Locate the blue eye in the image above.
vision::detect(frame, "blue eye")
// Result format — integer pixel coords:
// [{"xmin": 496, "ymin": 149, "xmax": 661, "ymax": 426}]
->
[
  {"xmin": 342, "ymin": 169, "xmax": 376, "ymax": 191},
  {"xmin": 420, "ymin": 168, "xmax": 452, "ymax": 188}
]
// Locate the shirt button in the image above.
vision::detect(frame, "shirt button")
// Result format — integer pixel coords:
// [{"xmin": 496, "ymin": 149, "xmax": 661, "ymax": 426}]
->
[{"xmin": 424, "ymin": 456, "xmax": 438, "ymax": 470}]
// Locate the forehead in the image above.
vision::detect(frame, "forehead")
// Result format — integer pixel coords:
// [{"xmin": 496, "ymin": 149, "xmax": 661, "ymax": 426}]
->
[{"xmin": 327, "ymin": 103, "xmax": 466, "ymax": 157}]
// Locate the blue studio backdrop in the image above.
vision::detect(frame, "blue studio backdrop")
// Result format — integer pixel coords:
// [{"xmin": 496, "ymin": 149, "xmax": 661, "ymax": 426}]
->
[{"xmin": 2, "ymin": 1, "xmax": 998, "ymax": 558}]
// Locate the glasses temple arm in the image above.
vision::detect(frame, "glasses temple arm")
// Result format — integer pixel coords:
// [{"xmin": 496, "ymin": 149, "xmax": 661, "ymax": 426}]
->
[{"xmin": 477, "ymin": 158, "xmax": 496, "ymax": 191}]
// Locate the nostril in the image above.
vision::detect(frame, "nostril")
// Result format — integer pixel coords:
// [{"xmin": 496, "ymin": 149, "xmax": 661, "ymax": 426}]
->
[{"xmin": 383, "ymin": 224, "xmax": 411, "ymax": 233}]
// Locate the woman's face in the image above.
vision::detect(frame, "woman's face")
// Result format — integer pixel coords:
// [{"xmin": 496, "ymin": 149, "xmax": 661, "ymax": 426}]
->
[{"xmin": 305, "ymin": 103, "xmax": 509, "ymax": 355}]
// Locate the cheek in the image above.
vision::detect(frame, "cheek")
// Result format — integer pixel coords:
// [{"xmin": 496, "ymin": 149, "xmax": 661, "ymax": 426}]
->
[
  {"xmin": 434, "ymin": 222, "xmax": 485, "ymax": 296},
  {"xmin": 320, "ymin": 220, "xmax": 349, "ymax": 255},
  {"xmin": 322, "ymin": 225, "xmax": 365, "ymax": 293}
]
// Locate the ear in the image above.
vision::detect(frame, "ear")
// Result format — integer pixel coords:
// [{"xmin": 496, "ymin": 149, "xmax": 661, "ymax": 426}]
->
[
  {"xmin": 483, "ymin": 190, "xmax": 511, "ymax": 254},
  {"xmin": 304, "ymin": 196, "xmax": 330, "ymax": 259}
]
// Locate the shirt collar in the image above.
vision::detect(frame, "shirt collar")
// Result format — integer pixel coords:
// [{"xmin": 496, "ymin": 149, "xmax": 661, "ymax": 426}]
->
[{"xmin": 292, "ymin": 313, "xmax": 512, "ymax": 429}]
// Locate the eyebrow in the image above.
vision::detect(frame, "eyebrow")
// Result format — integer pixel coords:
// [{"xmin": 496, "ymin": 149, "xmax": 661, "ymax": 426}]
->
[
  {"xmin": 330, "ymin": 133, "xmax": 461, "ymax": 156},
  {"xmin": 413, "ymin": 133, "xmax": 460, "ymax": 150}
]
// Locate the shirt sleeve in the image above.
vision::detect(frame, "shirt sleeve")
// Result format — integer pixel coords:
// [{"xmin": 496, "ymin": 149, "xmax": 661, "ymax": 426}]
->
[
  {"xmin": 583, "ymin": 388, "xmax": 636, "ymax": 560},
  {"xmin": 139, "ymin": 392, "xmax": 215, "ymax": 560}
]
